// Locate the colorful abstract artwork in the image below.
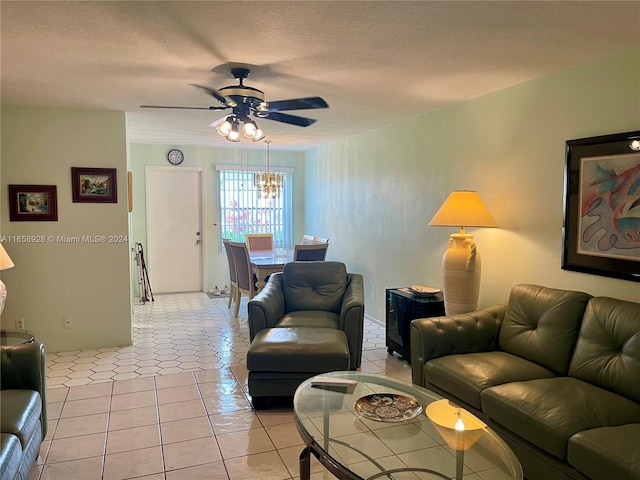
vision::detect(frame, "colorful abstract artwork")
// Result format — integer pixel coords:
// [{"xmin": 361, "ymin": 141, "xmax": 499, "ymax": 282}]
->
[
  {"xmin": 579, "ymin": 154, "xmax": 640, "ymax": 261},
  {"xmin": 563, "ymin": 131, "xmax": 640, "ymax": 281}
]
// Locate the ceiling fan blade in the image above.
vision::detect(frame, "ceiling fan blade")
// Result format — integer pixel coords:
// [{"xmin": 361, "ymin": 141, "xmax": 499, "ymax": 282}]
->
[
  {"xmin": 256, "ymin": 111, "xmax": 317, "ymax": 127},
  {"xmin": 190, "ymin": 83, "xmax": 237, "ymax": 108},
  {"xmin": 262, "ymin": 96, "xmax": 328, "ymax": 112},
  {"xmin": 140, "ymin": 105, "xmax": 229, "ymax": 111}
]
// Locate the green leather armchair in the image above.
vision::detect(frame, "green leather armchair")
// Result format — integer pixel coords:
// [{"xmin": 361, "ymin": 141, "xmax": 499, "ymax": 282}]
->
[
  {"xmin": 248, "ymin": 261, "xmax": 365, "ymax": 368},
  {"xmin": 246, "ymin": 261, "xmax": 364, "ymax": 404},
  {"xmin": 1, "ymin": 342, "xmax": 47, "ymax": 480}
]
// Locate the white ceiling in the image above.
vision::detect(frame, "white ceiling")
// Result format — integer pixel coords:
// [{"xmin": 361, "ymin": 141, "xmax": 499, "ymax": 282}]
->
[{"xmin": 2, "ymin": 1, "xmax": 639, "ymax": 149}]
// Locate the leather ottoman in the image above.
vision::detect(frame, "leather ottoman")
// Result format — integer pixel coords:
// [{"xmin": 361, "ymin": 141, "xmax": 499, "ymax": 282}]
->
[{"xmin": 247, "ymin": 327, "xmax": 350, "ymax": 408}]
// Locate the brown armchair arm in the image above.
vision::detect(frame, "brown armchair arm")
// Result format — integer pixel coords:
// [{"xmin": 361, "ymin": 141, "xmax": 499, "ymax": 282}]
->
[
  {"xmin": 410, "ymin": 305, "xmax": 506, "ymax": 387},
  {"xmin": 1, "ymin": 342, "xmax": 47, "ymax": 439}
]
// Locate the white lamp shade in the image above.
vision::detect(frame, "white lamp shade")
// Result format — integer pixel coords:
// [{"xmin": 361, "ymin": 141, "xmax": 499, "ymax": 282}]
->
[
  {"xmin": 428, "ymin": 191, "xmax": 498, "ymax": 230},
  {"xmin": 0, "ymin": 244, "xmax": 14, "ymax": 271},
  {"xmin": 0, "ymin": 244, "xmax": 14, "ymax": 316},
  {"xmin": 425, "ymin": 399, "xmax": 486, "ymax": 450}
]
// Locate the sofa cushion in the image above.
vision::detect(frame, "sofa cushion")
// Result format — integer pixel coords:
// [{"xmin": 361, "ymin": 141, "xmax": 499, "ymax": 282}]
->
[
  {"xmin": 568, "ymin": 296, "xmax": 640, "ymax": 404},
  {"xmin": 568, "ymin": 424, "xmax": 640, "ymax": 480},
  {"xmin": 247, "ymin": 327, "xmax": 350, "ymax": 372},
  {"xmin": 425, "ymin": 351, "xmax": 556, "ymax": 410},
  {"xmin": 0, "ymin": 433, "xmax": 21, "ymax": 480},
  {"xmin": 481, "ymin": 377, "xmax": 640, "ymax": 460},
  {"xmin": 498, "ymin": 284, "xmax": 592, "ymax": 375},
  {"xmin": 282, "ymin": 262, "xmax": 347, "ymax": 314},
  {"xmin": 0, "ymin": 390, "xmax": 42, "ymax": 450},
  {"xmin": 275, "ymin": 310, "xmax": 340, "ymax": 329}
]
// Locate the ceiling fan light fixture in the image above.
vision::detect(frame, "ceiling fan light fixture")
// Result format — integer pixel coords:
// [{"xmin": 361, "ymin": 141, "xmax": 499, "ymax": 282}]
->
[
  {"xmin": 252, "ymin": 127, "xmax": 265, "ymax": 142},
  {"xmin": 143, "ymin": 67, "xmax": 329, "ymax": 144},
  {"xmin": 216, "ymin": 115, "xmax": 234, "ymax": 136},
  {"xmin": 227, "ymin": 119, "xmax": 241, "ymax": 141},
  {"xmin": 242, "ymin": 120, "xmax": 258, "ymax": 139}
]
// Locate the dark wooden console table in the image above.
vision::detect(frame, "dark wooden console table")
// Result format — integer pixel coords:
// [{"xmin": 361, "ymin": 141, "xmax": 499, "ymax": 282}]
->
[{"xmin": 386, "ymin": 287, "xmax": 445, "ymax": 361}]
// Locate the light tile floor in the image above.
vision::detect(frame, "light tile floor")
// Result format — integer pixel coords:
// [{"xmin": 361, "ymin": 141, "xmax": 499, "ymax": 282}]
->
[{"xmin": 33, "ymin": 292, "xmax": 413, "ymax": 480}]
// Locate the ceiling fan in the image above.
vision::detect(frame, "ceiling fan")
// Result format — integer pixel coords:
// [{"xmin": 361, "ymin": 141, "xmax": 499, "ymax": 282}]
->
[{"xmin": 140, "ymin": 67, "xmax": 329, "ymax": 141}]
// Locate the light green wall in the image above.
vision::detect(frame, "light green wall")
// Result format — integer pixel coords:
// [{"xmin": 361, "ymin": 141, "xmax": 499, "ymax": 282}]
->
[
  {"xmin": 1, "ymin": 105, "xmax": 132, "ymax": 351},
  {"xmin": 1, "ymin": 48, "xmax": 637, "ymax": 351},
  {"xmin": 128, "ymin": 143, "xmax": 306, "ymax": 293},
  {"xmin": 305, "ymin": 47, "xmax": 640, "ymax": 324}
]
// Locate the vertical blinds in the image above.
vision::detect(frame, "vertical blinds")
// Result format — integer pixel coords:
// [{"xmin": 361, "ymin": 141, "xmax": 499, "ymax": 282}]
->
[{"xmin": 218, "ymin": 168, "xmax": 290, "ymax": 248}]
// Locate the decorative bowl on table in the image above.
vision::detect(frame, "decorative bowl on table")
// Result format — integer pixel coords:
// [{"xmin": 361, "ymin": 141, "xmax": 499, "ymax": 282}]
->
[
  {"xmin": 354, "ymin": 393, "xmax": 422, "ymax": 422},
  {"xmin": 409, "ymin": 285, "xmax": 441, "ymax": 298}
]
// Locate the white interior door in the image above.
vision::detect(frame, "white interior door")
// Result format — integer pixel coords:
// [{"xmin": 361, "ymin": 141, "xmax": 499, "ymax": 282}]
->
[{"xmin": 146, "ymin": 167, "xmax": 203, "ymax": 293}]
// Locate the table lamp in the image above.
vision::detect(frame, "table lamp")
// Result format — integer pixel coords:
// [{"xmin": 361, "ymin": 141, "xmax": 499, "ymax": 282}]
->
[
  {"xmin": 0, "ymin": 244, "xmax": 15, "ymax": 316},
  {"xmin": 426, "ymin": 399, "xmax": 487, "ymax": 480},
  {"xmin": 428, "ymin": 191, "xmax": 498, "ymax": 315}
]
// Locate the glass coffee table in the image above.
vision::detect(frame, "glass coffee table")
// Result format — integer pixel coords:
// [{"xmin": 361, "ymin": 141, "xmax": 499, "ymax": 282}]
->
[
  {"xmin": 294, "ymin": 371, "xmax": 522, "ymax": 480},
  {"xmin": 0, "ymin": 329, "xmax": 35, "ymax": 345}
]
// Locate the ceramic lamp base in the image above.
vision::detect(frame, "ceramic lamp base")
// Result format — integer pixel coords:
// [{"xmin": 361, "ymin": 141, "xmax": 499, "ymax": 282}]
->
[
  {"xmin": 0, "ymin": 279, "xmax": 7, "ymax": 317},
  {"xmin": 442, "ymin": 234, "xmax": 482, "ymax": 315}
]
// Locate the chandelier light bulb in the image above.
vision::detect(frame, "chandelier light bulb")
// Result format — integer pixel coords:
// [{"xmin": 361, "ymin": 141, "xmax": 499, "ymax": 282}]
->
[{"xmin": 254, "ymin": 140, "xmax": 283, "ymax": 199}]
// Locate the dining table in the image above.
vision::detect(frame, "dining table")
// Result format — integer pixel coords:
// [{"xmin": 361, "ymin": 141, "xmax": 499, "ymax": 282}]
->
[{"xmin": 250, "ymin": 249, "xmax": 294, "ymax": 291}]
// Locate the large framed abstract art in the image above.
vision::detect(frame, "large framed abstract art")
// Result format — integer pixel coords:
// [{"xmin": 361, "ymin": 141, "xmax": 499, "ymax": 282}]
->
[{"xmin": 563, "ymin": 131, "xmax": 640, "ymax": 282}]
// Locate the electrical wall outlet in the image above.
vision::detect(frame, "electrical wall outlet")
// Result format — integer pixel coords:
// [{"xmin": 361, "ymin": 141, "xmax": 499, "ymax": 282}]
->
[
  {"xmin": 63, "ymin": 316, "xmax": 73, "ymax": 329},
  {"xmin": 15, "ymin": 318, "xmax": 25, "ymax": 330}
]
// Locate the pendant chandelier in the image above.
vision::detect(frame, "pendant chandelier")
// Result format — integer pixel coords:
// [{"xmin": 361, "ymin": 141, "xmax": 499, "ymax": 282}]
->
[{"xmin": 254, "ymin": 140, "xmax": 283, "ymax": 200}]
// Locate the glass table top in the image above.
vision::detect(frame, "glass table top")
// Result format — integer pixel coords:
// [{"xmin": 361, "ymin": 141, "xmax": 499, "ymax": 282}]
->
[
  {"xmin": 0, "ymin": 329, "xmax": 35, "ymax": 346},
  {"xmin": 293, "ymin": 371, "xmax": 522, "ymax": 480}
]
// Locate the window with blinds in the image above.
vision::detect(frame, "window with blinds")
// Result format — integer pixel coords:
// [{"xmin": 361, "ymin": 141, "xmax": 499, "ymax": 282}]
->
[{"xmin": 218, "ymin": 168, "xmax": 291, "ymax": 248}]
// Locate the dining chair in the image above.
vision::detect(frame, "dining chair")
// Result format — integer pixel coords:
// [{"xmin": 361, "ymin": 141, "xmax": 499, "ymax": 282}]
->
[
  {"xmin": 222, "ymin": 239, "xmax": 238, "ymax": 310},
  {"xmin": 227, "ymin": 241, "xmax": 258, "ymax": 318},
  {"xmin": 245, "ymin": 233, "xmax": 274, "ymax": 253},
  {"xmin": 301, "ymin": 234, "xmax": 315, "ymax": 245},
  {"xmin": 312, "ymin": 236, "xmax": 329, "ymax": 245},
  {"xmin": 294, "ymin": 243, "xmax": 329, "ymax": 261}
]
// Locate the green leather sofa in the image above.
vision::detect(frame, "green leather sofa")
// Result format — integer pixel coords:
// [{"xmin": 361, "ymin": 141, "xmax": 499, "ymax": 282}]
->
[
  {"xmin": 410, "ymin": 284, "xmax": 640, "ymax": 480},
  {"xmin": 247, "ymin": 261, "xmax": 364, "ymax": 407},
  {"xmin": 1, "ymin": 342, "xmax": 47, "ymax": 480}
]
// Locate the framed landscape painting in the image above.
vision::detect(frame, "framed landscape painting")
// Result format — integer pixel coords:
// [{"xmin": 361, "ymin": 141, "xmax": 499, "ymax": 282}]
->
[
  {"xmin": 562, "ymin": 131, "xmax": 640, "ymax": 282},
  {"xmin": 71, "ymin": 167, "xmax": 117, "ymax": 203},
  {"xmin": 9, "ymin": 185, "xmax": 58, "ymax": 221}
]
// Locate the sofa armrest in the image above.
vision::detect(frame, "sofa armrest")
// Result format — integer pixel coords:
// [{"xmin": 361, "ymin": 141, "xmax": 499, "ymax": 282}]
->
[
  {"xmin": 340, "ymin": 273, "xmax": 365, "ymax": 368},
  {"xmin": 410, "ymin": 305, "xmax": 506, "ymax": 386},
  {"xmin": 248, "ymin": 273, "xmax": 286, "ymax": 341},
  {"xmin": 1, "ymin": 342, "xmax": 47, "ymax": 439}
]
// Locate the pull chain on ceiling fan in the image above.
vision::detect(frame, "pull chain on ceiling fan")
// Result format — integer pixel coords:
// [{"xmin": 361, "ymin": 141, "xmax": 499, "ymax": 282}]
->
[{"xmin": 140, "ymin": 67, "xmax": 329, "ymax": 142}]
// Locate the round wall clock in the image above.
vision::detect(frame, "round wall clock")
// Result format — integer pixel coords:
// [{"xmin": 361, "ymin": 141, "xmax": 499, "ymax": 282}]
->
[{"xmin": 167, "ymin": 149, "xmax": 184, "ymax": 165}]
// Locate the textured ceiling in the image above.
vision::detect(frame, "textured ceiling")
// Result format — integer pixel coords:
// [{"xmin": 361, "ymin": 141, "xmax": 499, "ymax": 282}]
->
[{"xmin": 2, "ymin": 1, "xmax": 639, "ymax": 149}]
